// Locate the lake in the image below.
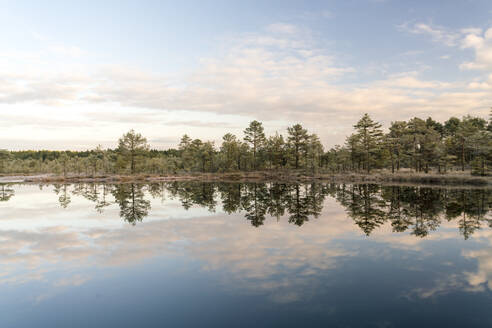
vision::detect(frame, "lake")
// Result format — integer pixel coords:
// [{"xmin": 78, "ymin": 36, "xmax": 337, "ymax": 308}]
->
[{"xmin": 0, "ymin": 182, "xmax": 491, "ymax": 327}]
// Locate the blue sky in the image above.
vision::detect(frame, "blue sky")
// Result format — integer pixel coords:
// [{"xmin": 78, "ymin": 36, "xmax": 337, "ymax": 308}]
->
[{"xmin": 1, "ymin": 0, "xmax": 491, "ymax": 149}]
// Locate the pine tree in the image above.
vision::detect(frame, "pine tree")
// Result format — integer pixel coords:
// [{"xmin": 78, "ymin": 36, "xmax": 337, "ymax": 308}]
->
[
  {"xmin": 0, "ymin": 150, "xmax": 10, "ymax": 173},
  {"xmin": 243, "ymin": 121, "xmax": 266, "ymax": 170},
  {"xmin": 179, "ymin": 134, "xmax": 194, "ymax": 171},
  {"xmin": 306, "ymin": 134, "xmax": 323, "ymax": 172},
  {"xmin": 353, "ymin": 114, "xmax": 383, "ymax": 173},
  {"xmin": 117, "ymin": 130, "xmax": 149, "ymax": 174},
  {"xmin": 387, "ymin": 121, "xmax": 407, "ymax": 173},
  {"xmin": 488, "ymin": 108, "xmax": 492, "ymax": 132},
  {"xmin": 220, "ymin": 133, "xmax": 240, "ymax": 171},
  {"xmin": 345, "ymin": 134, "xmax": 361, "ymax": 171},
  {"xmin": 266, "ymin": 133, "xmax": 286, "ymax": 169},
  {"xmin": 287, "ymin": 124, "xmax": 309, "ymax": 169}
]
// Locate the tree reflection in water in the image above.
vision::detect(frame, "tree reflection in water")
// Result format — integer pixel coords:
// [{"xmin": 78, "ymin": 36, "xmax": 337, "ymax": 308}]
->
[
  {"xmin": 0, "ymin": 183, "xmax": 14, "ymax": 202},
  {"xmin": 38, "ymin": 182, "xmax": 492, "ymax": 239},
  {"xmin": 329, "ymin": 183, "xmax": 491, "ymax": 239},
  {"xmin": 53, "ymin": 184, "xmax": 71, "ymax": 208},
  {"xmin": 112, "ymin": 184, "xmax": 151, "ymax": 225}
]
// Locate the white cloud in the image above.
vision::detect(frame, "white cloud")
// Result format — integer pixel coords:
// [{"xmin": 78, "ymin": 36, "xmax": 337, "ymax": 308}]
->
[
  {"xmin": 1, "ymin": 23, "xmax": 491, "ymax": 149},
  {"xmin": 461, "ymin": 28, "xmax": 483, "ymax": 35},
  {"xmin": 401, "ymin": 22, "xmax": 461, "ymax": 46},
  {"xmin": 467, "ymin": 74, "xmax": 492, "ymax": 90},
  {"xmin": 460, "ymin": 28, "xmax": 492, "ymax": 70},
  {"xmin": 400, "ymin": 22, "xmax": 492, "ymax": 72},
  {"xmin": 53, "ymin": 274, "xmax": 90, "ymax": 287},
  {"xmin": 266, "ymin": 23, "xmax": 299, "ymax": 35},
  {"xmin": 378, "ymin": 72, "xmax": 456, "ymax": 89}
]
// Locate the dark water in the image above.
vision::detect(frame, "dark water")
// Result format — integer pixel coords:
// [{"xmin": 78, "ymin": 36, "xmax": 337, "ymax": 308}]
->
[{"xmin": 0, "ymin": 182, "xmax": 491, "ymax": 327}]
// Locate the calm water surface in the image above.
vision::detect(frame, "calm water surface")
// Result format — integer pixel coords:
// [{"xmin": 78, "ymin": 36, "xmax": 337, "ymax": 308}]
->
[{"xmin": 0, "ymin": 182, "xmax": 491, "ymax": 327}]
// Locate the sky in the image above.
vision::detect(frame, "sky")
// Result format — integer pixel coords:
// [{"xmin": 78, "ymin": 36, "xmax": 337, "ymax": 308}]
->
[{"xmin": 0, "ymin": 0, "xmax": 491, "ymax": 150}]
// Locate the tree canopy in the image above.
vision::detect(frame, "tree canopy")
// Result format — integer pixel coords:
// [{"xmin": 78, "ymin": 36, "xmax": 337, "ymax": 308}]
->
[{"xmin": 1, "ymin": 112, "xmax": 491, "ymax": 176}]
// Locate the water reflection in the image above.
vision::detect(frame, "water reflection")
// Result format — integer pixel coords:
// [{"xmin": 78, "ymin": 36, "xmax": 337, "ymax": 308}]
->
[
  {"xmin": 330, "ymin": 184, "xmax": 492, "ymax": 239},
  {"xmin": 4, "ymin": 182, "xmax": 491, "ymax": 239},
  {"xmin": 0, "ymin": 183, "xmax": 14, "ymax": 202},
  {"xmin": 53, "ymin": 184, "xmax": 71, "ymax": 208},
  {"xmin": 0, "ymin": 182, "xmax": 492, "ymax": 327},
  {"xmin": 112, "ymin": 184, "xmax": 151, "ymax": 225},
  {"xmin": 25, "ymin": 182, "xmax": 492, "ymax": 238}
]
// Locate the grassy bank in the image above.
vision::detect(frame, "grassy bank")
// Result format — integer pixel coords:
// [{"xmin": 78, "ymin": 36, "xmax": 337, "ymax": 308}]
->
[{"xmin": 1, "ymin": 170, "xmax": 491, "ymax": 186}]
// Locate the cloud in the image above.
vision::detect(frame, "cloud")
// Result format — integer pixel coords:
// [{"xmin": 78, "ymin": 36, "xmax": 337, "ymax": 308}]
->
[
  {"xmin": 80, "ymin": 34, "xmax": 487, "ymax": 138},
  {"xmin": 460, "ymin": 28, "xmax": 492, "ymax": 70},
  {"xmin": 1, "ymin": 184, "xmax": 491, "ymax": 306},
  {"xmin": 1, "ymin": 23, "xmax": 491, "ymax": 148},
  {"xmin": 162, "ymin": 120, "xmax": 239, "ymax": 128},
  {"xmin": 406, "ymin": 273, "xmax": 482, "ymax": 299},
  {"xmin": 0, "ymin": 70, "xmax": 89, "ymax": 105},
  {"xmin": 467, "ymin": 74, "xmax": 492, "ymax": 90},
  {"xmin": 53, "ymin": 274, "xmax": 90, "ymax": 287},
  {"xmin": 0, "ymin": 114, "xmax": 84, "ymax": 128},
  {"xmin": 266, "ymin": 23, "xmax": 299, "ymax": 35},
  {"xmin": 400, "ymin": 22, "xmax": 492, "ymax": 72},
  {"xmin": 377, "ymin": 72, "xmax": 455, "ymax": 89},
  {"xmin": 0, "ymin": 186, "xmax": 359, "ymax": 303},
  {"xmin": 400, "ymin": 22, "xmax": 461, "ymax": 46},
  {"xmin": 462, "ymin": 230, "xmax": 492, "ymax": 292}
]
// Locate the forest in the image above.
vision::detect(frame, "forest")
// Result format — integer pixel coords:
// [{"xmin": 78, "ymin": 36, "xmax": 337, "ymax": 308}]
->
[{"xmin": 1, "ymin": 111, "xmax": 491, "ymax": 176}]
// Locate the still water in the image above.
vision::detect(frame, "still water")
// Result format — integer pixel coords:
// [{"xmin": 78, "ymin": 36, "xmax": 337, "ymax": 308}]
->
[{"xmin": 0, "ymin": 182, "xmax": 491, "ymax": 327}]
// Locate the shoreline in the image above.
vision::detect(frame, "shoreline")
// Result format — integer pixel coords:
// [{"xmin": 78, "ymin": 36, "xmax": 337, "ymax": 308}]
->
[{"xmin": 1, "ymin": 171, "xmax": 491, "ymax": 187}]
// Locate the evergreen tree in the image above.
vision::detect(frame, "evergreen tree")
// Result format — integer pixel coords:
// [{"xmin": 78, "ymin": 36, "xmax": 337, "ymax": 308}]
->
[
  {"xmin": 287, "ymin": 123, "xmax": 309, "ymax": 169},
  {"xmin": 306, "ymin": 134, "xmax": 323, "ymax": 172},
  {"xmin": 58, "ymin": 153, "xmax": 69, "ymax": 177},
  {"xmin": 353, "ymin": 114, "xmax": 383, "ymax": 173},
  {"xmin": 117, "ymin": 130, "xmax": 149, "ymax": 174},
  {"xmin": 345, "ymin": 134, "xmax": 361, "ymax": 171},
  {"xmin": 406, "ymin": 118, "xmax": 427, "ymax": 172},
  {"xmin": 220, "ymin": 133, "xmax": 240, "ymax": 171},
  {"xmin": 387, "ymin": 121, "xmax": 407, "ymax": 173},
  {"xmin": 179, "ymin": 134, "xmax": 194, "ymax": 171},
  {"xmin": 265, "ymin": 133, "xmax": 286, "ymax": 169},
  {"xmin": 488, "ymin": 108, "xmax": 492, "ymax": 132},
  {"xmin": 444, "ymin": 117, "xmax": 461, "ymax": 137},
  {"xmin": 0, "ymin": 150, "xmax": 10, "ymax": 173},
  {"xmin": 456, "ymin": 116, "xmax": 484, "ymax": 171},
  {"xmin": 199, "ymin": 141, "xmax": 216, "ymax": 172},
  {"xmin": 243, "ymin": 120, "xmax": 266, "ymax": 170}
]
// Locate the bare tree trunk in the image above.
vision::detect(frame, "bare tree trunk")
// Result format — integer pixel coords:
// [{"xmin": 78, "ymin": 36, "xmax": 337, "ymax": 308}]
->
[
  {"xmin": 390, "ymin": 151, "xmax": 395, "ymax": 174},
  {"xmin": 396, "ymin": 149, "xmax": 400, "ymax": 171},
  {"xmin": 461, "ymin": 140, "xmax": 465, "ymax": 171}
]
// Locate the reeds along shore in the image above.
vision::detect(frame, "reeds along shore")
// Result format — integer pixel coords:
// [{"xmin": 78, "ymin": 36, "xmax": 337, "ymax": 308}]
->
[
  {"xmin": 4, "ymin": 170, "xmax": 491, "ymax": 187},
  {"xmin": 1, "ymin": 113, "xmax": 491, "ymax": 178}
]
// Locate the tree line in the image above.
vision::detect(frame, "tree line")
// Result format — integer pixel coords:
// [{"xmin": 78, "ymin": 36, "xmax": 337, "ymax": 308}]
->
[
  {"xmin": 1, "ymin": 111, "xmax": 491, "ymax": 176},
  {"xmin": 338, "ymin": 112, "xmax": 492, "ymax": 175}
]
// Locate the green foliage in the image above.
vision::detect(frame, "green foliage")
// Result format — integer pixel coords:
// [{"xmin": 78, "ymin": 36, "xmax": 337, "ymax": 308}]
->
[
  {"xmin": 353, "ymin": 113, "xmax": 384, "ymax": 173},
  {"xmin": 220, "ymin": 133, "xmax": 241, "ymax": 171},
  {"xmin": 287, "ymin": 124, "xmax": 309, "ymax": 169},
  {"xmin": 243, "ymin": 120, "xmax": 266, "ymax": 170},
  {"xmin": 0, "ymin": 150, "xmax": 11, "ymax": 173},
  {"xmin": 117, "ymin": 129, "xmax": 150, "ymax": 174},
  {"xmin": 1, "ymin": 112, "xmax": 491, "ymax": 176}
]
